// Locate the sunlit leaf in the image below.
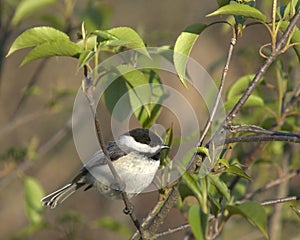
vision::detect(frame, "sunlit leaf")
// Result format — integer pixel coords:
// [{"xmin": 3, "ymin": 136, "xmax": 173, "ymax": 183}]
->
[
  {"xmin": 7, "ymin": 26, "xmax": 70, "ymax": 57},
  {"xmin": 77, "ymin": 50, "xmax": 95, "ymax": 69},
  {"xmin": 76, "ymin": 35, "xmax": 97, "ymax": 50},
  {"xmin": 133, "ymin": 70, "xmax": 166, "ymax": 128},
  {"xmin": 207, "ymin": 4, "xmax": 266, "ymax": 21},
  {"xmin": 100, "ymin": 39, "xmax": 133, "ymax": 47},
  {"xmin": 218, "ymin": 158, "xmax": 230, "ymax": 168},
  {"xmin": 227, "ymin": 74, "xmax": 255, "ymax": 99},
  {"xmin": 101, "ymin": 66, "xmax": 163, "ymax": 125},
  {"xmin": 225, "ymin": 94, "xmax": 264, "ymax": 110},
  {"xmin": 107, "ymin": 27, "xmax": 150, "ymax": 57},
  {"xmin": 21, "ymin": 40, "xmax": 81, "ymax": 65},
  {"xmin": 196, "ymin": 146, "xmax": 209, "ymax": 156},
  {"xmin": 116, "ymin": 65, "xmax": 151, "ymax": 118},
  {"xmin": 174, "ymin": 23, "xmax": 207, "ymax": 87},
  {"xmin": 91, "ymin": 30, "xmax": 118, "ymax": 40}
]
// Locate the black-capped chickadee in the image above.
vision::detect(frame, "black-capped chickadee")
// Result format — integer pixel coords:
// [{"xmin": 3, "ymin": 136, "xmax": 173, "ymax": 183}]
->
[{"xmin": 41, "ymin": 128, "xmax": 168, "ymax": 208}]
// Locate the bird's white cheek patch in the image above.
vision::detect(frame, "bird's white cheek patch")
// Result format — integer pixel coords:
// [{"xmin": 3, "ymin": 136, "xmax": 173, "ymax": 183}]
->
[{"xmin": 118, "ymin": 135, "xmax": 161, "ymax": 154}]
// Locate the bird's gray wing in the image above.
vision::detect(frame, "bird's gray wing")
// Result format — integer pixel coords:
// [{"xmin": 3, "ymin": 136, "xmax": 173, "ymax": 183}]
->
[
  {"xmin": 83, "ymin": 150, "xmax": 107, "ymax": 169},
  {"xmin": 83, "ymin": 142, "xmax": 127, "ymax": 169}
]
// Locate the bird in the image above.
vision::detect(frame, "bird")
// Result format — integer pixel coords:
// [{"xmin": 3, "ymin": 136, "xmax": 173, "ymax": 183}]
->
[{"xmin": 41, "ymin": 128, "xmax": 168, "ymax": 208}]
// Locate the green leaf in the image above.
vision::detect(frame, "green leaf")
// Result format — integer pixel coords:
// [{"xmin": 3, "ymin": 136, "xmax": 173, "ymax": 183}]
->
[
  {"xmin": 208, "ymin": 174, "xmax": 231, "ymax": 201},
  {"xmin": 227, "ymin": 74, "xmax": 255, "ymax": 99},
  {"xmin": 91, "ymin": 30, "xmax": 119, "ymax": 40},
  {"xmin": 182, "ymin": 172, "xmax": 208, "ymax": 213},
  {"xmin": 77, "ymin": 50, "xmax": 95, "ymax": 69},
  {"xmin": 116, "ymin": 65, "xmax": 152, "ymax": 117},
  {"xmin": 218, "ymin": 158, "xmax": 230, "ymax": 168},
  {"xmin": 7, "ymin": 26, "xmax": 70, "ymax": 57},
  {"xmin": 102, "ymin": 66, "xmax": 164, "ymax": 125},
  {"xmin": 77, "ymin": 35, "xmax": 132, "ymax": 51},
  {"xmin": 12, "ymin": 0, "xmax": 56, "ymax": 25},
  {"xmin": 225, "ymin": 165, "xmax": 252, "ymax": 181},
  {"xmin": 178, "ymin": 182, "xmax": 194, "ymax": 200},
  {"xmin": 174, "ymin": 23, "xmax": 207, "ymax": 87},
  {"xmin": 196, "ymin": 146, "xmax": 209, "ymax": 156},
  {"xmin": 188, "ymin": 205, "xmax": 207, "ymax": 240},
  {"xmin": 76, "ymin": 35, "xmax": 97, "ymax": 50},
  {"xmin": 102, "ymin": 72, "xmax": 132, "ymax": 121},
  {"xmin": 133, "ymin": 70, "xmax": 166, "ymax": 128},
  {"xmin": 24, "ymin": 176, "xmax": 44, "ymax": 225},
  {"xmin": 160, "ymin": 126, "xmax": 173, "ymax": 161},
  {"xmin": 21, "ymin": 39, "xmax": 81, "ymax": 65},
  {"xmin": 164, "ymin": 126, "xmax": 173, "ymax": 147},
  {"xmin": 227, "ymin": 201, "xmax": 268, "ymax": 238},
  {"xmin": 279, "ymin": 21, "xmax": 300, "ymax": 62},
  {"xmin": 93, "ymin": 216, "xmax": 131, "ymax": 237},
  {"xmin": 225, "ymin": 94, "xmax": 264, "ymax": 110},
  {"xmin": 106, "ymin": 27, "xmax": 150, "ymax": 57},
  {"xmin": 207, "ymin": 4, "xmax": 266, "ymax": 21},
  {"xmin": 278, "ymin": 1, "xmax": 298, "ymax": 19},
  {"xmin": 225, "ymin": 74, "xmax": 265, "ymax": 110},
  {"xmin": 100, "ymin": 39, "xmax": 133, "ymax": 48}
]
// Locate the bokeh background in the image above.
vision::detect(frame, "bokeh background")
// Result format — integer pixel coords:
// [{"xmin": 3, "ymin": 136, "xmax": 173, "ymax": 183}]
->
[{"xmin": 1, "ymin": 1, "xmax": 299, "ymax": 239}]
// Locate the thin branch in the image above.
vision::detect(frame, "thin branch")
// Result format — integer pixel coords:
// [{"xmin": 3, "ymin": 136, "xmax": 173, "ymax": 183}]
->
[
  {"xmin": 130, "ymin": 23, "xmax": 238, "ymax": 239},
  {"xmin": 145, "ymin": 187, "xmax": 179, "ymax": 236},
  {"xmin": 229, "ymin": 81, "xmax": 300, "ymax": 190},
  {"xmin": 154, "ymin": 223, "xmax": 190, "ymax": 238},
  {"xmin": 130, "ymin": 193, "xmax": 169, "ymax": 239},
  {"xmin": 261, "ymin": 195, "xmax": 300, "ymax": 206},
  {"xmin": 223, "ymin": 134, "xmax": 300, "ymax": 145},
  {"xmin": 258, "ymin": 43, "xmax": 271, "ymax": 59},
  {"xmin": 83, "ymin": 68, "xmax": 143, "ymax": 237},
  {"xmin": 243, "ymin": 169, "xmax": 300, "ymax": 200},
  {"xmin": 226, "ymin": 8, "xmax": 300, "ymax": 124},
  {"xmin": 131, "ymin": 10, "xmax": 300, "ymax": 240},
  {"xmin": 198, "ymin": 25, "xmax": 236, "ymax": 146},
  {"xmin": 228, "ymin": 124, "xmax": 280, "ymax": 135}
]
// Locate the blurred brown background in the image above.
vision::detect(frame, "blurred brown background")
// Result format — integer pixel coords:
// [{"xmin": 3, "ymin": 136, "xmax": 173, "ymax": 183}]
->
[{"xmin": 1, "ymin": 1, "xmax": 293, "ymax": 240}]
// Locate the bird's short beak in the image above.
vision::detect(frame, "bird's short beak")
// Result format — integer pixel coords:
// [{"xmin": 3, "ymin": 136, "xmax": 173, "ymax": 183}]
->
[{"xmin": 161, "ymin": 144, "xmax": 170, "ymax": 150}]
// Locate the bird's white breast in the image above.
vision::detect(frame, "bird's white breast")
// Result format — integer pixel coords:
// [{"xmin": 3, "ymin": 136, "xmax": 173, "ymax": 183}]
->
[{"xmin": 87, "ymin": 152, "xmax": 160, "ymax": 198}]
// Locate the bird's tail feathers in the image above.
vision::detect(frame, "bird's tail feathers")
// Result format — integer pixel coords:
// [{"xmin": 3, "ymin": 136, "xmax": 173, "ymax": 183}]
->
[{"xmin": 41, "ymin": 183, "xmax": 76, "ymax": 208}]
